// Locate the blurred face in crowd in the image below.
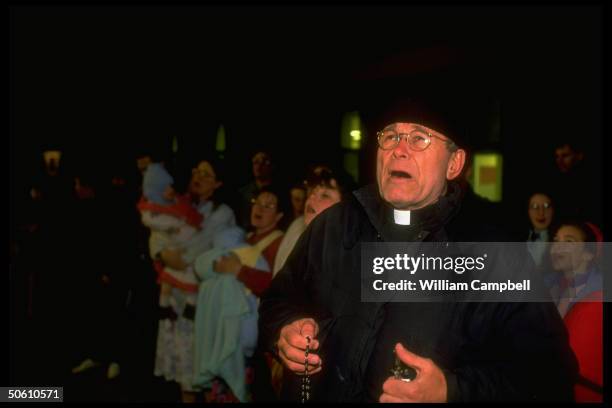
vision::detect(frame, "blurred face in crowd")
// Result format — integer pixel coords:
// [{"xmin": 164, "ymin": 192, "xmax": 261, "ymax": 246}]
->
[
  {"xmin": 376, "ymin": 123, "xmax": 465, "ymax": 210},
  {"xmin": 528, "ymin": 193, "xmax": 554, "ymax": 231},
  {"xmin": 75, "ymin": 178, "xmax": 95, "ymax": 200},
  {"xmin": 550, "ymin": 225, "xmax": 594, "ymax": 275},
  {"xmin": 251, "ymin": 191, "xmax": 283, "ymax": 234},
  {"xmin": 252, "ymin": 152, "xmax": 273, "ymax": 180},
  {"xmin": 304, "ymin": 180, "xmax": 341, "ymax": 226},
  {"xmin": 555, "ymin": 144, "xmax": 583, "ymax": 173},
  {"xmin": 137, "ymin": 155, "xmax": 152, "ymax": 174},
  {"xmin": 189, "ymin": 161, "xmax": 222, "ymax": 201},
  {"xmin": 290, "ymin": 187, "xmax": 306, "ymax": 217}
]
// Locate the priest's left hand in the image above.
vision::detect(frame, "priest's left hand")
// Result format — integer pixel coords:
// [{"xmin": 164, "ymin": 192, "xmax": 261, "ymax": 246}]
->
[{"xmin": 379, "ymin": 343, "xmax": 447, "ymax": 403}]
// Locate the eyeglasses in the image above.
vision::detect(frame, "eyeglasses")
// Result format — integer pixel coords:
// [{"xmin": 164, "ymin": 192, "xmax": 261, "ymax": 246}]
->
[
  {"xmin": 377, "ymin": 128, "xmax": 457, "ymax": 152},
  {"xmin": 251, "ymin": 198, "xmax": 277, "ymax": 211},
  {"xmin": 529, "ymin": 202, "xmax": 553, "ymax": 210}
]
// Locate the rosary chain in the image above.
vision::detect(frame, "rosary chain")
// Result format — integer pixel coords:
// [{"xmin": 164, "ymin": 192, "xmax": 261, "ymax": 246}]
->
[{"xmin": 301, "ymin": 335, "xmax": 311, "ymax": 403}]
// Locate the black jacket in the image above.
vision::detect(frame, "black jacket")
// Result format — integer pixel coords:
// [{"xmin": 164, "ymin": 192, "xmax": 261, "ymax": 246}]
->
[{"xmin": 259, "ymin": 182, "xmax": 578, "ymax": 402}]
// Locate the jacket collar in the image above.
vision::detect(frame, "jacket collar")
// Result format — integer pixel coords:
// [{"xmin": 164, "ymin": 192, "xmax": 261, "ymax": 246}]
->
[{"xmin": 352, "ymin": 181, "xmax": 465, "ymax": 242}]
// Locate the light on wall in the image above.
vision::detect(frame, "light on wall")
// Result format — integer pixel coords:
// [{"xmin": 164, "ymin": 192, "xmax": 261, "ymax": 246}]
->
[
  {"xmin": 470, "ymin": 152, "xmax": 503, "ymax": 202},
  {"xmin": 341, "ymin": 111, "xmax": 364, "ymax": 183},
  {"xmin": 172, "ymin": 135, "xmax": 179, "ymax": 154},
  {"xmin": 341, "ymin": 111, "xmax": 363, "ymax": 151},
  {"xmin": 216, "ymin": 125, "xmax": 226, "ymax": 152}
]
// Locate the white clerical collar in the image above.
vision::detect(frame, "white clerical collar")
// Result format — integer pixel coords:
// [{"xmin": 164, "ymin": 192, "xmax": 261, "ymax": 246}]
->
[{"xmin": 393, "ymin": 209, "xmax": 411, "ymax": 225}]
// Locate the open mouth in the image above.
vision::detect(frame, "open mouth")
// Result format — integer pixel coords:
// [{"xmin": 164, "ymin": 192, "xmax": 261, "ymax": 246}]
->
[
  {"xmin": 389, "ymin": 170, "xmax": 412, "ymax": 179},
  {"xmin": 305, "ymin": 205, "xmax": 316, "ymax": 215}
]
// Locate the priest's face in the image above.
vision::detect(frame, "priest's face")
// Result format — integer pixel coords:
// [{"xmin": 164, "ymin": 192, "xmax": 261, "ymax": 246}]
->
[{"xmin": 376, "ymin": 122, "xmax": 465, "ymax": 210}]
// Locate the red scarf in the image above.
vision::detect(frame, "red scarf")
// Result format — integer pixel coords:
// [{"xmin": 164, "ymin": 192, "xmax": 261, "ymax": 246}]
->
[{"xmin": 137, "ymin": 194, "xmax": 203, "ymax": 228}]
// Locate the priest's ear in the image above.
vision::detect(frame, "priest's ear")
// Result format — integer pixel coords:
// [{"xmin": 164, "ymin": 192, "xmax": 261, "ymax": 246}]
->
[{"xmin": 446, "ymin": 148, "xmax": 466, "ymax": 180}]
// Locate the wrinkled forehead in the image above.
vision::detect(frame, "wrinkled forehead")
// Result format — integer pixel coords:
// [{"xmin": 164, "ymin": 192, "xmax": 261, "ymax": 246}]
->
[{"xmin": 382, "ymin": 122, "xmax": 445, "ymax": 137}]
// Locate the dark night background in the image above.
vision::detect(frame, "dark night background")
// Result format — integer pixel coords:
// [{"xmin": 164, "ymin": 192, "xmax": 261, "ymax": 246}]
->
[
  {"xmin": 10, "ymin": 4, "xmax": 603, "ymax": 203},
  {"xmin": 8, "ymin": 3, "xmax": 606, "ymax": 401}
]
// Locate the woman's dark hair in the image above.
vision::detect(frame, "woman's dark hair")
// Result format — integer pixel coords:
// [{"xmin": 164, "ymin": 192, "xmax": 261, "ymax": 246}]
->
[
  {"xmin": 255, "ymin": 184, "xmax": 292, "ymax": 231},
  {"xmin": 289, "ymin": 179, "xmax": 307, "ymax": 193},
  {"xmin": 251, "ymin": 149, "xmax": 274, "ymax": 163},
  {"xmin": 303, "ymin": 164, "xmax": 355, "ymax": 199},
  {"xmin": 526, "ymin": 190, "xmax": 555, "ymax": 208},
  {"xmin": 204, "ymin": 156, "xmax": 226, "ymax": 183}
]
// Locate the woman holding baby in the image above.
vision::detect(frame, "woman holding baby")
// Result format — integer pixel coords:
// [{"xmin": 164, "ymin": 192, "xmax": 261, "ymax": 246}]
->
[{"xmin": 146, "ymin": 158, "xmax": 236, "ymax": 403}]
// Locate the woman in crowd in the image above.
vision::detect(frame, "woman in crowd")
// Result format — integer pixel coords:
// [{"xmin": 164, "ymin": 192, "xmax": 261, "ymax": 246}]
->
[
  {"xmin": 288, "ymin": 181, "xmax": 306, "ymax": 222},
  {"xmin": 209, "ymin": 184, "xmax": 289, "ymax": 402},
  {"xmin": 214, "ymin": 184, "xmax": 288, "ymax": 296},
  {"xmin": 549, "ymin": 220, "xmax": 603, "ymax": 402},
  {"xmin": 154, "ymin": 158, "xmax": 236, "ymax": 403},
  {"xmin": 273, "ymin": 165, "xmax": 351, "ymax": 275},
  {"xmin": 525, "ymin": 191, "xmax": 555, "ymax": 268}
]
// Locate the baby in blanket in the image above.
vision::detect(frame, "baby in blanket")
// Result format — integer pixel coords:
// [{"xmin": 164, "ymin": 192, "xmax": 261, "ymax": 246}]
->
[
  {"xmin": 192, "ymin": 226, "xmax": 265, "ymax": 401},
  {"xmin": 137, "ymin": 163, "xmax": 203, "ymax": 302}
]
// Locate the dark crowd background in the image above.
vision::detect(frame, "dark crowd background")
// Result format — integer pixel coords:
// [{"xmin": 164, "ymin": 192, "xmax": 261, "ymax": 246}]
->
[{"xmin": 9, "ymin": 3, "xmax": 606, "ymax": 403}]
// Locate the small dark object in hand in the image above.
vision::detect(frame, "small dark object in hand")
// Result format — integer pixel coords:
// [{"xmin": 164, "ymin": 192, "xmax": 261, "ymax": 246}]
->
[{"xmin": 391, "ymin": 355, "xmax": 417, "ymax": 382}]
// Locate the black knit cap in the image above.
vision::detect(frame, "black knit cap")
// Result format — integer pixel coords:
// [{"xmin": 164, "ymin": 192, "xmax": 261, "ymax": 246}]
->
[{"xmin": 363, "ymin": 95, "xmax": 472, "ymax": 150}]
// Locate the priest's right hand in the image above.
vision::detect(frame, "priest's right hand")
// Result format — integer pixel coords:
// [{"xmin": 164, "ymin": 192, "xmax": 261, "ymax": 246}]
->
[{"xmin": 277, "ymin": 318, "xmax": 323, "ymax": 375}]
